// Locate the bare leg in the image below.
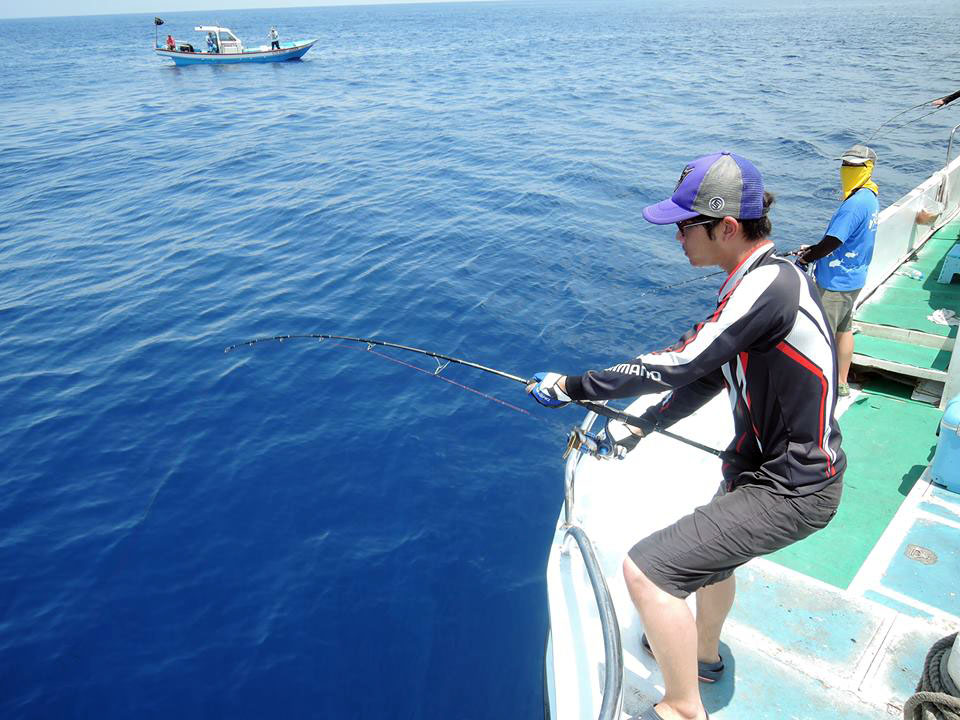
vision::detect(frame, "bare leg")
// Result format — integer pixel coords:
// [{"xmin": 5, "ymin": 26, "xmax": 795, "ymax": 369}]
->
[
  {"xmin": 695, "ymin": 574, "xmax": 735, "ymax": 664},
  {"xmin": 623, "ymin": 557, "xmax": 706, "ymax": 720},
  {"xmin": 836, "ymin": 330, "xmax": 854, "ymax": 385}
]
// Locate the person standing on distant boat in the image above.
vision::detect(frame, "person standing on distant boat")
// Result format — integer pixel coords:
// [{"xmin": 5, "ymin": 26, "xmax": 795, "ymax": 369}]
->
[
  {"xmin": 207, "ymin": 32, "xmax": 218, "ymax": 54},
  {"xmin": 795, "ymin": 145, "xmax": 879, "ymax": 398},
  {"xmin": 269, "ymin": 26, "xmax": 280, "ymax": 51},
  {"xmin": 165, "ymin": 34, "xmax": 176, "ymax": 51},
  {"xmin": 527, "ymin": 151, "xmax": 845, "ymax": 720}
]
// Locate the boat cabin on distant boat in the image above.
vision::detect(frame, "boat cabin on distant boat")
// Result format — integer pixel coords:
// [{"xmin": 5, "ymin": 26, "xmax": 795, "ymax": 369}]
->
[{"xmin": 196, "ymin": 26, "xmax": 243, "ymax": 54}]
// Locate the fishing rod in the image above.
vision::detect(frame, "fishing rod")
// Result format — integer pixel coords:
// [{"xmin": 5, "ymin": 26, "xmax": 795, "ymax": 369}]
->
[
  {"xmin": 864, "ymin": 94, "xmax": 952, "ymax": 143},
  {"xmin": 224, "ymin": 333, "xmax": 731, "ymax": 461},
  {"xmin": 868, "ymin": 104, "xmax": 954, "ymax": 143}
]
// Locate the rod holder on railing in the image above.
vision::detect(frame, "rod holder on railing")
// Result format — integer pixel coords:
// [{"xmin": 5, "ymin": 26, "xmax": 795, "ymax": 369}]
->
[
  {"xmin": 564, "ymin": 525, "xmax": 624, "ymax": 720},
  {"xmin": 947, "ymin": 124, "xmax": 960, "ymax": 168},
  {"xmin": 563, "ymin": 410, "xmax": 600, "ymax": 527}
]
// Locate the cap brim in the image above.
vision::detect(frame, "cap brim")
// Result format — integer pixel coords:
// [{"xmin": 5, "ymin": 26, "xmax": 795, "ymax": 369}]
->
[
  {"xmin": 642, "ymin": 198, "xmax": 700, "ymax": 225},
  {"xmin": 835, "ymin": 151, "xmax": 875, "ymax": 163}
]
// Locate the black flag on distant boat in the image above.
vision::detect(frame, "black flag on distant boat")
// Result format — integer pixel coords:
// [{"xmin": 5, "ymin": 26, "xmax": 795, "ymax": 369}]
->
[{"xmin": 154, "ymin": 17, "xmax": 164, "ymax": 25}]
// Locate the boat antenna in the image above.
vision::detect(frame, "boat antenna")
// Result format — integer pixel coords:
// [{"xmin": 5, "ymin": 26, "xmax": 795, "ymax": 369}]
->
[{"xmin": 224, "ymin": 333, "xmax": 732, "ymax": 461}]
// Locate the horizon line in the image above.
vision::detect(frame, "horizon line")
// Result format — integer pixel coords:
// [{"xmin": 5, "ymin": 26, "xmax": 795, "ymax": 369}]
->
[{"xmin": 0, "ymin": 0, "xmax": 510, "ymax": 21}]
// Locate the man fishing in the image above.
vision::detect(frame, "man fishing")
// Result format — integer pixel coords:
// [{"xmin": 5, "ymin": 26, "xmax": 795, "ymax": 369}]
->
[
  {"xmin": 527, "ymin": 152, "xmax": 845, "ymax": 720},
  {"xmin": 795, "ymin": 145, "xmax": 879, "ymax": 397}
]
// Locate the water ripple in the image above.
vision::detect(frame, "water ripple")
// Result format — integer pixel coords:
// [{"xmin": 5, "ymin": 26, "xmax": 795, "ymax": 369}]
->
[{"xmin": 1, "ymin": 0, "xmax": 959, "ymax": 718}]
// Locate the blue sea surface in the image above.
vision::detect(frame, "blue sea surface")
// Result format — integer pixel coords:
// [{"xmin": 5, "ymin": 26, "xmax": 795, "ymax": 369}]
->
[{"xmin": 1, "ymin": 1, "xmax": 959, "ymax": 717}]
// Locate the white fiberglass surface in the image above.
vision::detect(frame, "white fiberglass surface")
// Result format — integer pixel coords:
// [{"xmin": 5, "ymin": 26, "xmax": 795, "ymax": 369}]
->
[{"xmin": 547, "ymin": 393, "xmax": 732, "ymax": 719}]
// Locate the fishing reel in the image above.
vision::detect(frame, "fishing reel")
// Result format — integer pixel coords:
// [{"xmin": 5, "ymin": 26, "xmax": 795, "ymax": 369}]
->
[{"xmin": 562, "ymin": 419, "xmax": 626, "ymax": 461}]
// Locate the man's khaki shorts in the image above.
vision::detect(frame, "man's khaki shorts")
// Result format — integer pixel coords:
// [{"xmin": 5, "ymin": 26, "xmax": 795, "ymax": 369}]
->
[
  {"xmin": 628, "ymin": 478, "xmax": 842, "ymax": 598},
  {"xmin": 817, "ymin": 287, "xmax": 861, "ymax": 333}
]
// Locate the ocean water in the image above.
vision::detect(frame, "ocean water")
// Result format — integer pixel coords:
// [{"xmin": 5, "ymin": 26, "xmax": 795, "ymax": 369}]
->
[{"xmin": 1, "ymin": 1, "xmax": 959, "ymax": 717}]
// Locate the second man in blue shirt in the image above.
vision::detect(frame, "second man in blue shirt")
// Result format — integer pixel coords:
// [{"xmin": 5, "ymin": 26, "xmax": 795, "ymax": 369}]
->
[{"xmin": 797, "ymin": 144, "xmax": 879, "ymax": 397}]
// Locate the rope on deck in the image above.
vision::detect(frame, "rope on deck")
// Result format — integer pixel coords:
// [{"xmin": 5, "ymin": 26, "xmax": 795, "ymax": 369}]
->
[{"xmin": 903, "ymin": 633, "xmax": 960, "ymax": 720}]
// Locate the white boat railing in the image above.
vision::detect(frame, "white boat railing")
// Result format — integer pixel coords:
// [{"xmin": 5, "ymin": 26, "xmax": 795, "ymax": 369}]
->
[
  {"xmin": 945, "ymin": 123, "xmax": 960, "ymax": 168},
  {"xmin": 561, "ymin": 526, "xmax": 624, "ymax": 720},
  {"xmin": 859, "ymin": 145, "xmax": 960, "ymax": 304},
  {"xmin": 558, "ymin": 410, "xmax": 624, "ymax": 720}
]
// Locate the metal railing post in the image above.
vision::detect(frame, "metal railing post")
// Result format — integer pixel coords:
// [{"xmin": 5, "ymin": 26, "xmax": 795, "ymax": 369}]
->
[{"xmin": 946, "ymin": 124, "xmax": 960, "ymax": 168}]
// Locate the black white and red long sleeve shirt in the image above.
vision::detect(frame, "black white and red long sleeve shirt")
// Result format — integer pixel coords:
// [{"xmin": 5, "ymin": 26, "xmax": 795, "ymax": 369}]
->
[{"xmin": 564, "ymin": 242, "xmax": 845, "ymax": 495}]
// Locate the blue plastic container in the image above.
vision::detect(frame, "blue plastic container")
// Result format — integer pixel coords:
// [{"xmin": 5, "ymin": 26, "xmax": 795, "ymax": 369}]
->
[{"xmin": 931, "ymin": 394, "xmax": 960, "ymax": 493}]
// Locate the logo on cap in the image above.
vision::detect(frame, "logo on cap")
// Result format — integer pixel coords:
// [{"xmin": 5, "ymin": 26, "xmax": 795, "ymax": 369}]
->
[
  {"xmin": 708, "ymin": 197, "xmax": 725, "ymax": 212},
  {"xmin": 675, "ymin": 165, "xmax": 694, "ymax": 192}
]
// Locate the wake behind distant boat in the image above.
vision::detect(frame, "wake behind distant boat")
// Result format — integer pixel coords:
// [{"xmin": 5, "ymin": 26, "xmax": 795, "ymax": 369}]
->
[{"xmin": 153, "ymin": 20, "xmax": 316, "ymax": 65}]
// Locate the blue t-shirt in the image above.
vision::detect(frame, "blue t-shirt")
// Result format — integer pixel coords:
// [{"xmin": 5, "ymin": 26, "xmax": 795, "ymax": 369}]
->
[{"xmin": 814, "ymin": 188, "xmax": 879, "ymax": 291}]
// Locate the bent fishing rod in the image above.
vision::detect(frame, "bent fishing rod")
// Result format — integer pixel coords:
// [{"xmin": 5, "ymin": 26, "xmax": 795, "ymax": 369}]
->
[
  {"xmin": 863, "ymin": 93, "xmax": 954, "ymax": 144},
  {"xmin": 224, "ymin": 333, "xmax": 730, "ymax": 461}
]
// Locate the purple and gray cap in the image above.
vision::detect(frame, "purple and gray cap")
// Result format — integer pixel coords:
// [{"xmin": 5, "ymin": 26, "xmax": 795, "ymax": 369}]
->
[{"xmin": 642, "ymin": 151, "xmax": 766, "ymax": 224}]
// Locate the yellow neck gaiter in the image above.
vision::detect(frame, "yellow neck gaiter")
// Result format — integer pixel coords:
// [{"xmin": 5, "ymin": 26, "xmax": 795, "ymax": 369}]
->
[{"xmin": 841, "ymin": 161, "xmax": 878, "ymax": 200}]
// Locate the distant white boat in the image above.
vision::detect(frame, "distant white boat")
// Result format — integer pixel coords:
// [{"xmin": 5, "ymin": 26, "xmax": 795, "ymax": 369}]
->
[{"xmin": 154, "ymin": 25, "xmax": 316, "ymax": 65}]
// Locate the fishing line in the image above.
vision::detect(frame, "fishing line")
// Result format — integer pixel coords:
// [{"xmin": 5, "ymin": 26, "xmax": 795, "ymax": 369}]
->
[
  {"xmin": 229, "ymin": 335, "xmax": 560, "ymax": 434},
  {"xmin": 639, "ymin": 250, "xmax": 807, "ymax": 297},
  {"xmin": 226, "ymin": 334, "xmax": 528, "ymax": 382},
  {"xmin": 638, "ymin": 269, "xmax": 725, "ymax": 296},
  {"xmin": 317, "ymin": 342, "xmax": 623, "ymax": 459},
  {"xmin": 338, "ymin": 341, "xmax": 544, "ymax": 423},
  {"xmin": 225, "ymin": 334, "xmax": 731, "ymax": 460}
]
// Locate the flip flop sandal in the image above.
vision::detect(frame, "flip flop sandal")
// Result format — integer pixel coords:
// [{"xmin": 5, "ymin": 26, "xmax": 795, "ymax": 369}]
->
[
  {"xmin": 641, "ymin": 633, "xmax": 725, "ymax": 683},
  {"xmin": 636, "ymin": 708, "xmax": 666, "ymax": 720},
  {"xmin": 635, "ymin": 705, "xmax": 710, "ymax": 719}
]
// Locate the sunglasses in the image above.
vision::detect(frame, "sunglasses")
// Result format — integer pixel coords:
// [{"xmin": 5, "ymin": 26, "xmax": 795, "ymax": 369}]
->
[{"xmin": 676, "ymin": 217, "xmax": 719, "ymax": 237}]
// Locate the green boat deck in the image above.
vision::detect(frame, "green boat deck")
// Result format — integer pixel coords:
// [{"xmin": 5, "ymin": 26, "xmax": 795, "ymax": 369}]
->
[
  {"xmin": 736, "ymin": 328, "xmax": 960, "ymax": 718},
  {"xmin": 772, "ymin": 221, "xmax": 960, "ymax": 590},
  {"xmin": 769, "ymin": 378, "xmax": 941, "ymax": 589},
  {"xmin": 852, "ymin": 221, "xmax": 960, "ymax": 382}
]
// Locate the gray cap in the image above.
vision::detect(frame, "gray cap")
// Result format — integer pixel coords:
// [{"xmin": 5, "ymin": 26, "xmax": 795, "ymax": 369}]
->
[{"xmin": 837, "ymin": 144, "xmax": 877, "ymax": 166}]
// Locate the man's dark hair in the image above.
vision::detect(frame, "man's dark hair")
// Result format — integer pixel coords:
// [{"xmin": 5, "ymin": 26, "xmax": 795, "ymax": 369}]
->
[{"xmin": 740, "ymin": 192, "xmax": 775, "ymax": 241}]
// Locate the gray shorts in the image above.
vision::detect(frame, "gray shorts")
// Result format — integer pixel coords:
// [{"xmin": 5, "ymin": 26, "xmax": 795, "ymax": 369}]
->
[
  {"xmin": 628, "ymin": 479, "xmax": 842, "ymax": 598},
  {"xmin": 817, "ymin": 287, "xmax": 861, "ymax": 333}
]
